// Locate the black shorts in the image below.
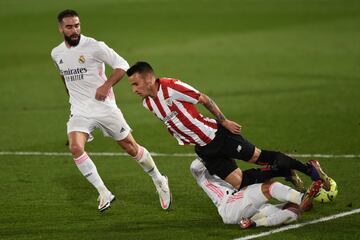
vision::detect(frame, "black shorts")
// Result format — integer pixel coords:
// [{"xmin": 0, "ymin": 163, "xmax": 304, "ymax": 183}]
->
[{"xmin": 194, "ymin": 124, "xmax": 255, "ymax": 179}]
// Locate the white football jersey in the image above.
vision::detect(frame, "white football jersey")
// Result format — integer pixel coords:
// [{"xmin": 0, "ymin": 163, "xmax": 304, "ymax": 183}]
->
[{"xmin": 51, "ymin": 35, "xmax": 129, "ymax": 115}]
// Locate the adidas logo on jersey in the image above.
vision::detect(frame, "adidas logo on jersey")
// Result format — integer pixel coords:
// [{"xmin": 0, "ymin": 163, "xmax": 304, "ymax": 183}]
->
[
  {"xmin": 59, "ymin": 59, "xmax": 63, "ymax": 64},
  {"xmin": 120, "ymin": 127, "xmax": 126, "ymax": 133}
]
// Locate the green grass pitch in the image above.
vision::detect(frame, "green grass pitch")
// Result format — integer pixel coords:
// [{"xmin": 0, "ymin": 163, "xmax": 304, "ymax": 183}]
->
[{"xmin": 0, "ymin": 0, "xmax": 359, "ymax": 239}]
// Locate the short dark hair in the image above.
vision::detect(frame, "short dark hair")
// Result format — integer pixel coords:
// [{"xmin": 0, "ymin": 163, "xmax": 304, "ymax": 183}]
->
[
  {"xmin": 127, "ymin": 61, "xmax": 154, "ymax": 77},
  {"xmin": 57, "ymin": 9, "xmax": 79, "ymax": 23}
]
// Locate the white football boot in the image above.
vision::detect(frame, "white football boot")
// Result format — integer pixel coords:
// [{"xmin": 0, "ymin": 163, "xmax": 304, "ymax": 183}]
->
[
  {"xmin": 98, "ymin": 191, "xmax": 115, "ymax": 212},
  {"xmin": 154, "ymin": 175, "xmax": 172, "ymax": 210}
]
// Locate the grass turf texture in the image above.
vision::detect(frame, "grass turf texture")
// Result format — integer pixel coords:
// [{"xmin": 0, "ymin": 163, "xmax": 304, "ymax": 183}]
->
[{"xmin": 0, "ymin": 0, "xmax": 359, "ymax": 239}]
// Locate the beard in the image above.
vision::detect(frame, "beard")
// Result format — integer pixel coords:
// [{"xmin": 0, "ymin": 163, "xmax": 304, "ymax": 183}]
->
[{"xmin": 64, "ymin": 34, "xmax": 81, "ymax": 47}]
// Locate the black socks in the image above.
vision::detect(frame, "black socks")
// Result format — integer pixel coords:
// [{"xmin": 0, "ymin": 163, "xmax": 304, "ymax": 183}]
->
[
  {"xmin": 256, "ymin": 150, "xmax": 311, "ymax": 176},
  {"xmin": 240, "ymin": 168, "xmax": 284, "ymax": 189}
]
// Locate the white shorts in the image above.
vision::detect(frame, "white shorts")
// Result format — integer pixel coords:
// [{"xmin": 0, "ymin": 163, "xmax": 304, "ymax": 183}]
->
[
  {"xmin": 219, "ymin": 184, "xmax": 268, "ymax": 224},
  {"xmin": 67, "ymin": 107, "xmax": 131, "ymax": 141}
]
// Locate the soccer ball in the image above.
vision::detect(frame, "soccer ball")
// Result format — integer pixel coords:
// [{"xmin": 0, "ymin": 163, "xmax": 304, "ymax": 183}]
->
[{"xmin": 314, "ymin": 178, "xmax": 338, "ymax": 203}]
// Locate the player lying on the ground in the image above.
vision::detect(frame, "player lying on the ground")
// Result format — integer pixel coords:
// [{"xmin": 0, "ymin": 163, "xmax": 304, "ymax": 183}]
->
[
  {"xmin": 127, "ymin": 61, "xmax": 331, "ymax": 192},
  {"xmin": 190, "ymin": 158, "xmax": 322, "ymax": 228}
]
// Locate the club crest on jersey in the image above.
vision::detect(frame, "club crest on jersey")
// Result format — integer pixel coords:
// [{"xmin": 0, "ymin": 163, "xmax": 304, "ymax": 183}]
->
[
  {"xmin": 78, "ymin": 55, "xmax": 86, "ymax": 64},
  {"xmin": 165, "ymin": 97, "xmax": 173, "ymax": 106}
]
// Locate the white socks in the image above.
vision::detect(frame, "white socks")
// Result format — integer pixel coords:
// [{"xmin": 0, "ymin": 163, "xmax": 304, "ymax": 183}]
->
[
  {"xmin": 269, "ymin": 182, "xmax": 302, "ymax": 205},
  {"xmin": 251, "ymin": 205, "xmax": 298, "ymax": 227},
  {"xmin": 74, "ymin": 152, "xmax": 108, "ymax": 196},
  {"xmin": 73, "ymin": 146, "xmax": 163, "ymax": 196},
  {"xmin": 133, "ymin": 145, "xmax": 163, "ymax": 184}
]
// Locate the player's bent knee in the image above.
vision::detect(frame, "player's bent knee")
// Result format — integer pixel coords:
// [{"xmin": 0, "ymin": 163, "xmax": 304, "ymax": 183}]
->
[
  {"xmin": 224, "ymin": 169, "xmax": 243, "ymax": 190},
  {"xmin": 117, "ymin": 138, "xmax": 138, "ymax": 157},
  {"xmin": 190, "ymin": 158, "xmax": 207, "ymax": 178},
  {"xmin": 249, "ymin": 147, "xmax": 261, "ymax": 163},
  {"xmin": 69, "ymin": 143, "xmax": 84, "ymax": 158},
  {"xmin": 261, "ymin": 182, "xmax": 273, "ymax": 200}
]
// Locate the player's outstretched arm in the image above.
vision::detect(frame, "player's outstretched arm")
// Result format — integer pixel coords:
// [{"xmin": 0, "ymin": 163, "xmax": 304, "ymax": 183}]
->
[
  {"xmin": 95, "ymin": 68, "xmax": 126, "ymax": 101},
  {"xmin": 198, "ymin": 93, "xmax": 241, "ymax": 134}
]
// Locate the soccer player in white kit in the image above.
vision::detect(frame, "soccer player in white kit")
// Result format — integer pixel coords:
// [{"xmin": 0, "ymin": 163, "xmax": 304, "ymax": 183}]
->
[
  {"xmin": 50, "ymin": 9, "xmax": 171, "ymax": 212},
  {"xmin": 190, "ymin": 158, "xmax": 322, "ymax": 228}
]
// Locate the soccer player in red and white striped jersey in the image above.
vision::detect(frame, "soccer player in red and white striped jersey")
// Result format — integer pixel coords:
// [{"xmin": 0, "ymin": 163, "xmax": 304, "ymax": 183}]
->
[
  {"xmin": 142, "ymin": 77, "xmax": 218, "ymax": 146},
  {"xmin": 127, "ymin": 61, "xmax": 331, "ymax": 192}
]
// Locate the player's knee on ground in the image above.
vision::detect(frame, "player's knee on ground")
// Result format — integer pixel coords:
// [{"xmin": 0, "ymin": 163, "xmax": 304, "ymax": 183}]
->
[{"xmin": 190, "ymin": 158, "xmax": 206, "ymax": 178}]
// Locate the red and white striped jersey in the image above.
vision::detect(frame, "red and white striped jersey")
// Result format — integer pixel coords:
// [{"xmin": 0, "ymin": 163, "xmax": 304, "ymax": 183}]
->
[{"xmin": 142, "ymin": 78, "xmax": 218, "ymax": 146}]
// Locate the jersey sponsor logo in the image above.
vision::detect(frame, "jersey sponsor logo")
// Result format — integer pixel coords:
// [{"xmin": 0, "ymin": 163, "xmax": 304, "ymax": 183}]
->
[
  {"xmin": 60, "ymin": 67, "xmax": 88, "ymax": 82},
  {"xmin": 163, "ymin": 111, "xmax": 178, "ymax": 123},
  {"xmin": 78, "ymin": 55, "xmax": 86, "ymax": 64},
  {"xmin": 60, "ymin": 67, "xmax": 87, "ymax": 76}
]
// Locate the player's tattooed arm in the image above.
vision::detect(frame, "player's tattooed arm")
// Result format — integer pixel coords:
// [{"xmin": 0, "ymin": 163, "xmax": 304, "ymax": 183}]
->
[
  {"xmin": 198, "ymin": 93, "xmax": 226, "ymax": 123},
  {"xmin": 198, "ymin": 93, "xmax": 242, "ymax": 134}
]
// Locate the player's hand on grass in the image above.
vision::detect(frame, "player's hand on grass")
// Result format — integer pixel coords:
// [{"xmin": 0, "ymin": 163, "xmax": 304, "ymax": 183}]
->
[
  {"xmin": 222, "ymin": 119, "xmax": 241, "ymax": 134},
  {"xmin": 95, "ymin": 83, "xmax": 111, "ymax": 101}
]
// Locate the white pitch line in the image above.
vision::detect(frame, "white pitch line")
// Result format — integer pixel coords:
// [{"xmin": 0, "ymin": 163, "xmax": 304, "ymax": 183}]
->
[
  {"xmin": 0, "ymin": 151, "xmax": 195, "ymax": 157},
  {"xmin": 234, "ymin": 208, "xmax": 360, "ymax": 240},
  {"xmin": 0, "ymin": 151, "xmax": 359, "ymax": 158}
]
